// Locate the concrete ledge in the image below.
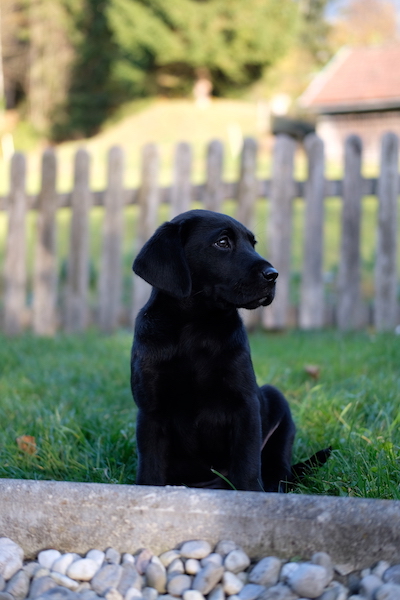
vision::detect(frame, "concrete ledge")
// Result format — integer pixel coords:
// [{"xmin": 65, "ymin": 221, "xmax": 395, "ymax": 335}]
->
[{"xmin": 1, "ymin": 479, "xmax": 400, "ymax": 570}]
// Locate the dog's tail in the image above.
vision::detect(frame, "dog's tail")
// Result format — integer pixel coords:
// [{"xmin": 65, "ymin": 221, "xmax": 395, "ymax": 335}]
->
[{"xmin": 291, "ymin": 447, "xmax": 332, "ymax": 482}]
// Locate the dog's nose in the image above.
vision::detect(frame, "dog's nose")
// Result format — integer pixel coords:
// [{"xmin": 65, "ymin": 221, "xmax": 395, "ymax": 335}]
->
[{"xmin": 262, "ymin": 266, "xmax": 279, "ymax": 282}]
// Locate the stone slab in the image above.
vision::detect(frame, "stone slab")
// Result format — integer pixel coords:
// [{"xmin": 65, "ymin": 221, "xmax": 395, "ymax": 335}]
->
[{"xmin": 0, "ymin": 479, "xmax": 399, "ymax": 570}]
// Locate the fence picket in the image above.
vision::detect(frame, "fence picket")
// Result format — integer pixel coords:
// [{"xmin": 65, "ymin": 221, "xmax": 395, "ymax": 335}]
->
[
  {"xmin": 299, "ymin": 134, "xmax": 325, "ymax": 329},
  {"xmin": 3, "ymin": 153, "xmax": 27, "ymax": 335},
  {"xmin": 374, "ymin": 132, "xmax": 399, "ymax": 331},
  {"xmin": 170, "ymin": 142, "xmax": 192, "ymax": 218},
  {"xmin": 64, "ymin": 148, "xmax": 91, "ymax": 332},
  {"xmin": 337, "ymin": 135, "xmax": 363, "ymax": 330},
  {"xmin": 263, "ymin": 135, "xmax": 296, "ymax": 329},
  {"xmin": 33, "ymin": 148, "xmax": 58, "ymax": 335},
  {"xmin": 236, "ymin": 138, "xmax": 260, "ymax": 328},
  {"xmin": 204, "ymin": 140, "xmax": 224, "ymax": 211},
  {"xmin": 98, "ymin": 146, "xmax": 124, "ymax": 333},
  {"xmin": 132, "ymin": 143, "xmax": 160, "ymax": 323}
]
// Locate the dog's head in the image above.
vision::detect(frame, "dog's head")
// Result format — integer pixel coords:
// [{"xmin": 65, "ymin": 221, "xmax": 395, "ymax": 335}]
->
[{"xmin": 133, "ymin": 210, "xmax": 278, "ymax": 309}]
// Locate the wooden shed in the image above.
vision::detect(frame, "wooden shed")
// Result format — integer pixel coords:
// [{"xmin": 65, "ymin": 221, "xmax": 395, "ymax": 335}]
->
[{"xmin": 299, "ymin": 44, "xmax": 400, "ymax": 162}]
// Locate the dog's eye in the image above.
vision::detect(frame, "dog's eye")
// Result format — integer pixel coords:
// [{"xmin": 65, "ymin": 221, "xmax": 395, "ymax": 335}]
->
[{"xmin": 214, "ymin": 236, "xmax": 231, "ymax": 249}]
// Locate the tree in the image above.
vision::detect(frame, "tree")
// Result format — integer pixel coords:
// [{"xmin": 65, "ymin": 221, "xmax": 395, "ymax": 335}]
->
[
  {"xmin": 107, "ymin": 0, "xmax": 299, "ymax": 97},
  {"xmin": 51, "ymin": 0, "xmax": 122, "ymax": 140}
]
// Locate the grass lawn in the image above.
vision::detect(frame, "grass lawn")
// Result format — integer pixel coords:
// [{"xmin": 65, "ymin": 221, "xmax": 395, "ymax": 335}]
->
[{"xmin": 1, "ymin": 329, "xmax": 399, "ymax": 499}]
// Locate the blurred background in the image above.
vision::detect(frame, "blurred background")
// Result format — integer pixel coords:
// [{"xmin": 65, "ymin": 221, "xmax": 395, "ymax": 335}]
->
[{"xmin": 1, "ymin": 0, "xmax": 400, "ymax": 192}]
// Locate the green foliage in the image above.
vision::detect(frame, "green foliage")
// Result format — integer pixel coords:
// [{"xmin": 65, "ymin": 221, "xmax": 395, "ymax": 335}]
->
[
  {"xmin": 51, "ymin": 0, "xmax": 124, "ymax": 140},
  {"xmin": 107, "ymin": 0, "xmax": 299, "ymax": 96}
]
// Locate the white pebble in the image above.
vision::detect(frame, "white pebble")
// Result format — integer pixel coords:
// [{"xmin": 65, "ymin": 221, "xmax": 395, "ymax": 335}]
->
[
  {"xmin": 67, "ymin": 558, "xmax": 100, "ymax": 581},
  {"xmin": 125, "ymin": 587, "xmax": 143, "ymax": 600},
  {"xmin": 183, "ymin": 590, "xmax": 206, "ymax": 600},
  {"xmin": 168, "ymin": 558, "xmax": 185, "ymax": 575},
  {"xmin": 0, "ymin": 538, "xmax": 24, "ymax": 581},
  {"xmin": 51, "ymin": 553, "xmax": 76, "ymax": 575},
  {"xmin": 224, "ymin": 551, "xmax": 250, "ymax": 574},
  {"xmin": 159, "ymin": 551, "xmax": 181, "ymax": 568},
  {"xmin": 38, "ymin": 549, "xmax": 61, "ymax": 571},
  {"xmin": 181, "ymin": 541, "xmax": 212, "ymax": 560},
  {"xmin": 50, "ymin": 571, "xmax": 80, "ymax": 591},
  {"xmin": 223, "ymin": 572, "xmax": 244, "ymax": 595},
  {"xmin": 104, "ymin": 587, "xmax": 124, "ymax": 600},
  {"xmin": 86, "ymin": 550, "xmax": 106, "ymax": 568},
  {"xmin": 145, "ymin": 556, "xmax": 167, "ymax": 593},
  {"xmin": 186, "ymin": 559, "xmax": 201, "ymax": 575},
  {"xmin": 122, "ymin": 554, "xmax": 135, "ymax": 566}
]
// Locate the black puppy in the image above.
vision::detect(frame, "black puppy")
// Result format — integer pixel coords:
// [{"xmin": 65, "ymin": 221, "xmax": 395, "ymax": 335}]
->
[{"xmin": 131, "ymin": 210, "xmax": 328, "ymax": 491}]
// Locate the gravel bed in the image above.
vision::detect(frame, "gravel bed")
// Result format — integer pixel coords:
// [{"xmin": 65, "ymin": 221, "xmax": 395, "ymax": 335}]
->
[{"xmin": 1, "ymin": 537, "xmax": 400, "ymax": 600}]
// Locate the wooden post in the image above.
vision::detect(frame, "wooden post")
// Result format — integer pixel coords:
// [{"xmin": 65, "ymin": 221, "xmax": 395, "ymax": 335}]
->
[
  {"xmin": 32, "ymin": 148, "xmax": 58, "ymax": 335},
  {"xmin": 203, "ymin": 140, "xmax": 224, "ymax": 211},
  {"xmin": 132, "ymin": 143, "xmax": 160, "ymax": 324},
  {"xmin": 3, "ymin": 153, "xmax": 27, "ymax": 335},
  {"xmin": 170, "ymin": 142, "xmax": 192, "ymax": 218},
  {"xmin": 262, "ymin": 135, "xmax": 296, "ymax": 329},
  {"xmin": 374, "ymin": 132, "xmax": 399, "ymax": 331},
  {"xmin": 98, "ymin": 146, "xmax": 124, "ymax": 333},
  {"xmin": 236, "ymin": 137, "xmax": 258, "ymax": 229},
  {"xmin": 299, "ymin": 134, "xmax": 325, "ymax": 329},
  {"xmin": 337, "ymin": 135, "xmax": 363, "ymax": 330},
  {"xmin": 64, "ymin": 148, "xmax": 91, "ymax": 332},
  {"xmin": 236, "ymin": 138, "xmax": 260, "ymax": 328}
]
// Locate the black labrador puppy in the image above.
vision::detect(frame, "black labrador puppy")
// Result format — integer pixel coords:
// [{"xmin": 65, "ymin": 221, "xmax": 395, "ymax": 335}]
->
[{"xmin": 131, "ymin": 210, "xmax": 328, "ymax": 491}]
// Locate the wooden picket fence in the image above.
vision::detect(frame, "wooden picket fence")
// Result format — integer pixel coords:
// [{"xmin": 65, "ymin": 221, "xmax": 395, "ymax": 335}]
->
[{"xmin": 0, "ymin": 132, "xmax": 399, "ymax": 336}]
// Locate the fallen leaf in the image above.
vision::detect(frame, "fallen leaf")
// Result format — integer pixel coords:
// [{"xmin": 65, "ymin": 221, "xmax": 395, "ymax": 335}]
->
[
  {"xmin": 304, "ymin": 364, "xmax": 320, "ymax": 380},
  {"xmin": 16, "ymin": 435, "xmax": 37, "ymax": 455}
]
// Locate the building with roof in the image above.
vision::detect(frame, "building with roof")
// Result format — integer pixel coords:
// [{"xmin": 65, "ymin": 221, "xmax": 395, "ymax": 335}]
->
[{"xmin": 299, "ymin": 44, "xmax": 400, "ymax": 162}]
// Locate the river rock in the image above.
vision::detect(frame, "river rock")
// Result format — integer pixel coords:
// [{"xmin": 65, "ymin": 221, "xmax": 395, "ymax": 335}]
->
[
  {"xmin": 223, "ymin": 572, "xmax": 244, "ymax": 595},
  {"xmin": 183, "ymin": 590, "xmax": 205, "ymax": 600},
  {"xmin": 50, "ymin": 572, "xmax": 80, "ymax": 591},
  {"xmin": 142, "ymin": 586, "xmax": 158, "ymax": 600},
  {"xmin": 168, "ymin": 559, "xmax": 185, "ymax": 576},
  {"xmin": 118, "ymin": 563, "xmax": 143, "ymax": 595},
  {"xmin": 105, "ymin": 549, "xmax": 121, "ymax": 565},
  {"xmin": 0, "ymin": 538, "xmax": 24, "ymax": 581},
  {"xmin": 180, "ymin": 542, "xmax": 211, "ymax": 560},
  {"xmin": 258, "ymin": 583, "xmax": 298, "ymax": 600},
  {"xmin": 38, "ymin": 551, "xmax": 61, "ymax": 571},
  {"xmin": 201, "ymin": 555, "xmax": 223, "ymax": 568},
  {"xmin": 167, "ymin": 574, "xmax": 192, "ymax": 596},
  {"xmin": 91, "ymin": 564, "xmax": 123, "ymax": 595},
  {"xmin": 238, "ymin": 583, "xmax": 266, "ymax": 600},
  {"xmin": 104, "ymin": 587, "xmax": 123, "ymax": 600},
  {"xmin": 383, "ymin": 565, "xmax": 400, "ymax": 585},
  {"xmin": 287, "ymin": 563, "xmax": 328, "ymax": 598},
  {"xmin": 136, "ymin": 551, "xmax": 153, "ymax": 576},
  {"xmin": 145, "ymin": 557, "xmax": 167, "ymax": 593},
  {"xmin": 86, "ymin": 550, "xmax": 105, "ymax": 568},
  {"xmin": 375, "ymin": 583, "xmax": 400, "ymax": 600},
  {"xmin": 208, "ymin": 584, "xmax": 225, "ymax": 600},
  {"xmin": 224, "ymin": 551, "xmax": 250, "ymax": 575},
  {"xmin": 29, "ymin": 576, "xmax": 59, "ymax": 598},
  {"xmin": 52, "ymin": 555, "xmax": 76, "ymax": 576},
  {"xmin": 214, "ymin": 542, "xmax": 238, "ymax": 558},
  {"xmin": 249, "ymin": 558, "xmax": 281, "ymax": 587},
  {"xmin": 192, "ymin": 564, "xmax": 224, "ymax": 595},
  {"xmin": 5, "ymin": 569, "xmax": 30, "ymax": 600},
  {"xmin": 160, "ymin": 552, "xmax": 181, "ymax": 569},
  {"xmin": 67, "ymin": 559, "xmax": 99, "ymax": 581},
  {"xmin": 35, "ymin": 586, "xmax": 80, "ymax": 600},
  {"xmin": 359, "ymin": 574, "xmax": 383, "ymax": 600},
  {"xmin": 125, "ymin": 588, "xmax": 143, "ymax": 600},
  {"xmin": 185, "ymin": 560, "xmax": 201, "ymax": 575}
]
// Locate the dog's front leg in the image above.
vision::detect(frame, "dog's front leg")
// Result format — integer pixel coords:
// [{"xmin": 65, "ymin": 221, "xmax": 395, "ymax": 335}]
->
[
  {"xmin": 228, "ymin": 406, "xmax": 263, "ymax": 491},
  {"xmin": 135, "ymin": 411, "xmax": 169, "ymax": 486}
]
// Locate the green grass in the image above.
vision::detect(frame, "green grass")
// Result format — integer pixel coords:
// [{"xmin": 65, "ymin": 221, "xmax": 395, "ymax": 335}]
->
[{"xmin": 1, "ymin": 329, "xmax": 399, "ymax": 499}]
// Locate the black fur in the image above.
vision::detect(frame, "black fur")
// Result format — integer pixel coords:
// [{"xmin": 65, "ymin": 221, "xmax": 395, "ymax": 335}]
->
[{"xmin": 131, "ymin": 210, "xmax": 329, "ymax": 492}]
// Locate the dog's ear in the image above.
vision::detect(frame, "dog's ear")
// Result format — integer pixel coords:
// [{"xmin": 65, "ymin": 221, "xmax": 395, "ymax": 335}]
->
[{"xmin": 133, "ymin": 222, "xmax": 192, "ymax": 298}]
